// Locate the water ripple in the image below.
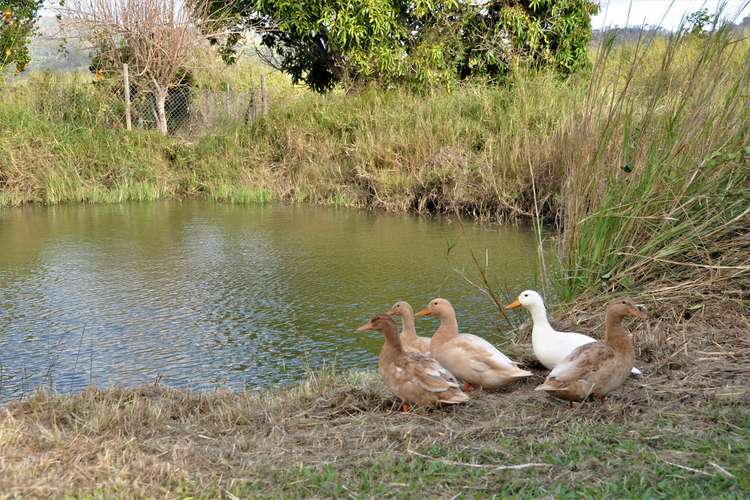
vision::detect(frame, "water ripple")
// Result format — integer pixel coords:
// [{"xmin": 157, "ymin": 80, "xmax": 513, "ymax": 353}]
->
[{"xmin": 0, "ymin": 202, "xmax": 541, "ymax": 402}]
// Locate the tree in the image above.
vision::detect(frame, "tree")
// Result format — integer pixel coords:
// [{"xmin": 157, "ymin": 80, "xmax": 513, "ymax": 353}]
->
[
  {"xmin": 213, "ymin": 0, "xmax": 598, "ymax": 92},
  {"xmin": 1, "ymin": 0, "xmax": 42, "ymax": 74},
  {"xmin": 684, "ymin": 8, "xmax": 715, "ymax": 35},
  {"xmin": 63, "ymin": 0, "xmax": 210, "ymax": 134}
]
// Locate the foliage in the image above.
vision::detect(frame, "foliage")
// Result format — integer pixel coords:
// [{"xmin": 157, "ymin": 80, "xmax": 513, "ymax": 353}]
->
[
  {"xmin": 557, "ymin": 28, "xmax": 750, "ymax": 301},
  {"xmin": 214, "ymin": 0, "xmax": 598, "ymax": 92},
  {"xmin": 0, "ymin": 0, "xmax": 42, "ymax": 74},
  {"xmin": 684, "ymin": 8, "xmax": 715, "ymax": 35}
]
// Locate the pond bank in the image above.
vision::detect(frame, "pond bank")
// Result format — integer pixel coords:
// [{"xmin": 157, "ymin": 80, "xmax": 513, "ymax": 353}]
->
[
  {"xmin": 2, "ymin": 300, "xmax": 748, "ymax": 497},
  {"xmin": 0, "ymin": 75, "xmax": 576, "ymax": 222}
]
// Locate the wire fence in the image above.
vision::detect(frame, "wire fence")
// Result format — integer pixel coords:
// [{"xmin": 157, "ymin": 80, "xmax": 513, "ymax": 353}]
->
[
  {"xmin": 119, "ymin": 64, "xmax": 272, "ymax": 138},
  {"xmin": 5, "ymin": 63, "xmax": 275, "ymax": 140}
]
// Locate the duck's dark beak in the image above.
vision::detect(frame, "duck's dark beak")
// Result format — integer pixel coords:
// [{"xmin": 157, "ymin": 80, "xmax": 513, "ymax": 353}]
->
[
  {"xmin": 356, "ymin": 320, "xmax": 374, "ymax": 332},
  {"xmin": 415, "ymin": 308, "xmax": 431, "ymax": 317},
  {"xmin": 505, "ymin": 299, "xmax": 521, "ymax": 310}
]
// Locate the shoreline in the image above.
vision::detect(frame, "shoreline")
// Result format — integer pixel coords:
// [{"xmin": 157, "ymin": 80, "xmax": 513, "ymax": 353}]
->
[{"xmin": 2, "ymin": 298, "xmax": 748, "ymax": 497}]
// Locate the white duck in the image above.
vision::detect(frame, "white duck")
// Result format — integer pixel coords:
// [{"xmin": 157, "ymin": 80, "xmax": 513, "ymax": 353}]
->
[{"xmin": 505, "ymin": 290, "xmax": 642, "ymax": 376}]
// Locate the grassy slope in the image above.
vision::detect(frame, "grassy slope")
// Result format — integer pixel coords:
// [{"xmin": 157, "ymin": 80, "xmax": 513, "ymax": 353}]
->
[{"xmin": 0, "ymin": 71, "xmax": 579, "ymax": 220}]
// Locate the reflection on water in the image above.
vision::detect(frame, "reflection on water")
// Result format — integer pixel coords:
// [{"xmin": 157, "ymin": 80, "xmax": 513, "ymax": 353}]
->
[{"xmin": 0, "ymin": 202, "xmax": 542, "ymax": 402}]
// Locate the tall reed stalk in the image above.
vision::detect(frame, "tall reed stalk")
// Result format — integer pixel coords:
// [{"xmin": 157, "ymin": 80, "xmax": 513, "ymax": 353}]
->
[{"xmin": 554, "ymin": 26, "xmax": 750, "ymax": 303}]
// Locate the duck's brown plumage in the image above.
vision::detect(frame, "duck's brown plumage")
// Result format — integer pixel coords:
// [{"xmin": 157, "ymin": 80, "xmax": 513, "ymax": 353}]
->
[
  {"xmin": 417, "ymin": 298, "xmax": 532, "ymax": 389},
  {"xmin": 356, "ymin": 314, "xmax": 468, "ymax": 407},
  {"xmin": 387, "ymin": 301, "xmax": 431, "ymax": 354},
  {"xmin": 535, "ymin": 299, "xmax": 646, "ymax": 402}
]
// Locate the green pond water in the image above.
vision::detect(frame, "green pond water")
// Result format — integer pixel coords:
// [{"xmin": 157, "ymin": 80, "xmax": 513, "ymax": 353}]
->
[{"xmin": 0, "ymin": 202, "xmax": 544, "ymax": 401}]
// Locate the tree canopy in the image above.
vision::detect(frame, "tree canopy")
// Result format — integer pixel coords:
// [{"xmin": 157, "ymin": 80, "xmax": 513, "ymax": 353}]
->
[
  {"xmin": 215, "ymin": 0, "xmax": 598, "ymax": 92},
  {"xmin": 1, "ymin": 0, "xmax": 42, "ymax": 74}
]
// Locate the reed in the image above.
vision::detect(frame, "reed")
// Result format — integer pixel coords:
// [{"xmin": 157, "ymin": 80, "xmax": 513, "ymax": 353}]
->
[{"xmin": 552, "ymin": 28, "xmax": 750, "ymax": 303}]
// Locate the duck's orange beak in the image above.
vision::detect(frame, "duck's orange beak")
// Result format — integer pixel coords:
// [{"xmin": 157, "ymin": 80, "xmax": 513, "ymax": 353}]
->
[
  {"xmin": 505, "ymin": 299, "xmax": 521, "ymax": 310},
  {"xmin": 356, "ymin": 320, "xmax": 374, "ymax": 332},
  {"xmin": 415, "ymin": 308, "xmax": 431, "ymax": 317}
]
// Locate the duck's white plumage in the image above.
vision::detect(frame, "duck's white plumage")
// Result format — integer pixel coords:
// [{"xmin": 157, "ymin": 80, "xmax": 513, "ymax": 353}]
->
[{"xmin": 507, "ymin": 290, "xmax": 642, "ymax": 376}]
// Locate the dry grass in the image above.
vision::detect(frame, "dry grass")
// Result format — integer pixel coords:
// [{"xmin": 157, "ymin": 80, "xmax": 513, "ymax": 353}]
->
[{"xmin": 2, "ymin": 302, "xmax": 748, "ymax": 498}]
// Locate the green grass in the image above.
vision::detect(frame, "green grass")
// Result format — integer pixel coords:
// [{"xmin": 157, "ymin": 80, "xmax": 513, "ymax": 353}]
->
[
  {"xmin": 223, "ymin": 403, "xmax": 749, "ymax": 498},
  {"xmin": 220, "ymin": 407, "xmax": 750, "ymax": 498}
]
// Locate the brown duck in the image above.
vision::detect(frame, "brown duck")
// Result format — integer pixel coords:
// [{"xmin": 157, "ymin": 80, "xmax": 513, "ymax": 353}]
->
[
  {"xmin": 535, "ymin": 298, "xmax": 647, "ymax": 403},
  {"xmin": 416, "ymin": 298, "xmax": 532, "ymax": 390},
  {"xmin": 356, "ymin": 314, "xmax": 469, "ymax": 410},
  {"xmin": 387, "ymin": 301, "xmax": 431, "ymax": 354}
]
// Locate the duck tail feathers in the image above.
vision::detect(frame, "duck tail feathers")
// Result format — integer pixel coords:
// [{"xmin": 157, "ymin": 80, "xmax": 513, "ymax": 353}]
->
[
  {"xmin": 511, "ymin": 369, "xmax": 533, "ymax": 378},
  {"xmin": 535, "ymin": 383, "xmax": 562, "ymax": 391},
  {"xmin": 441, "ymin": 392, "xmax": 470, "ymax": 404}
]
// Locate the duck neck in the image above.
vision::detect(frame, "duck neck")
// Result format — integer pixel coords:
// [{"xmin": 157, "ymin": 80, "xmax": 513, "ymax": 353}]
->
[
  {"xmin": 380, "ymin": 325, "xmax": 405, "ymax": 359},
  {"xmin": 528, "ymin": 302, "xmax": 551, "ymax": 328},
  {"xmin": 400, "ymin": 310, "xmax": 418, "ymax": 341},
  {"xmin": 604, "ymin": 313, "xmax": 632, "ymax": 353},
  {"xmin": 432, "ymin": 313, "xmax": 459, "ymax": 345}
]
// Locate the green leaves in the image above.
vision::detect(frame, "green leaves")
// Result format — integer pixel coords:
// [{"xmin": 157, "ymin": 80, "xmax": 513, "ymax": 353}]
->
[
  {"xmin": 221, "ymin": 0, "xmax": 597, "ymax": 92},
  {"xmin": 0, "ymin": 0, "xmax": 43, "ymax": 74}
]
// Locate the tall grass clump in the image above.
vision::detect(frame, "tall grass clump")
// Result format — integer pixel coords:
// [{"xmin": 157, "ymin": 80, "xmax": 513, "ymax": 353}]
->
[
  {"xmin": 0, "ymin": 71, "xmax": 176, "ymax": 205},
  {"xmin": 556, "ymin": 28, "xmax": 750, "ymax": 303},
  {"xmin": 186, "ymin": 71, "xmax": 586, "ymax": 220}
]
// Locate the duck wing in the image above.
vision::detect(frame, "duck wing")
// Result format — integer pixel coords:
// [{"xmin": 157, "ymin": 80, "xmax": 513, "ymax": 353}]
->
[
  {"xmin": 545, "ymin": 342, "xmax": 615, "ymax": 384},
  {"xmin": 458, "ymin": 334, "xmax": 515, "ymax": 369},
  {"xmin": 404, "ymin": 352, "xmax": 462, "ymax": 392}
]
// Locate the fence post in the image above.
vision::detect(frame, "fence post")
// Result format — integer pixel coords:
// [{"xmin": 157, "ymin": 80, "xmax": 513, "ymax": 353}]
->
[
  {"xmin": 260, "ymin": 74, "xmax": 268, "ymax": 115},
  {"xmin": 225, "ymin": 81, "xmax": 231, "ymax": 116},
  {"xmin": 123, "ymin": 63, "xmax": 132, "ymax": 130},
  {"xmin": 203, "ymin": 89, "xmax": 210, "ymax": 123},
  {"xmin": 245, "ymin": 88, "xmax": 257, "ymax": 125}
]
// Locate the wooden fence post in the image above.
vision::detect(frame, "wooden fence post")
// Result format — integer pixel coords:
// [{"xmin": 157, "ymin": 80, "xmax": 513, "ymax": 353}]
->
[
  {"xmin": 225, "ymin": 81, "xmax": 232, "ymax": 116},
  {"xmin": 260, "ymin": 74, "xmax": 268, "ymax": 115},
  {"xmin": 123, "ymin": 63, "xmax": 132, "ymax": 130},
  {"xmin": 245, "ymin": 87, "xmax": 258, "ymax": 125}
]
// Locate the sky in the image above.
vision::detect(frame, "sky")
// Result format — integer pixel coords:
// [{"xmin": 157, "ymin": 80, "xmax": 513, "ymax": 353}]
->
[
  {"xmin": 592, "ymin": 1, "xmax": 750, "ymax": 30},
  {"xmin": 40, "ymin": 1, "xmax": 750, "ymax": 31}
]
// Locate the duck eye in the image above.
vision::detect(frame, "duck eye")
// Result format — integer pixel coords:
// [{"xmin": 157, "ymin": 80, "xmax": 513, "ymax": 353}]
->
[{"xmin": 433, "ymin": 302, "xmax": 438, "ymax": 306}]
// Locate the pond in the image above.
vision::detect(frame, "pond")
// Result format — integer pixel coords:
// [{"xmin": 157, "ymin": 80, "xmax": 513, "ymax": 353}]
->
[{"xmin": 0, "ymin": 202, "xmax": 543, "ymax": 402}]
